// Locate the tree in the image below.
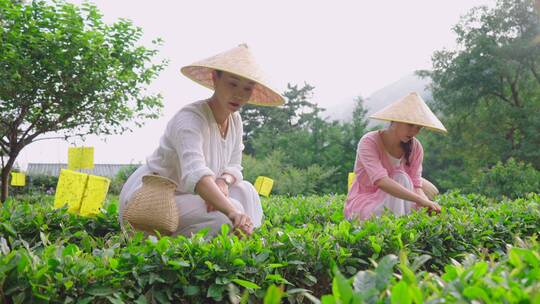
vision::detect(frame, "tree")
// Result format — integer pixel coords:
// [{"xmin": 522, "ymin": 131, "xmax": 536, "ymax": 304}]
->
[
  {"xmin": 329, "ymin": 97, "xmax": 370, "ymax": 193},
  {"xmin": 418, "ymin": 0, "xmax": 540, "ymax": 190},
  {"xmin": 350, "ymin": 96, "xmax": 369, "ymax": 139},
  {"xmin": 340, "ymin": 96, "xmax": 370, "ymax": 172},
  {"xmin": 240, "ymin": 83, "xmax": 320, "ymax": 154},
  {"xmin": 243, "ymin": 91, "xmax": 370, "ymax": 194},
  {"xmin": 0, "ymin": 0, "xmax": 167, "ymax": 202}
]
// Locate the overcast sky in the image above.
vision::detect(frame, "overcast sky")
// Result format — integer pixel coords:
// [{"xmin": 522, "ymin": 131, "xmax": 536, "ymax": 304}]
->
[{"xmin": 17, "ymin": 0, "xmax": 494, "ymax": 169}]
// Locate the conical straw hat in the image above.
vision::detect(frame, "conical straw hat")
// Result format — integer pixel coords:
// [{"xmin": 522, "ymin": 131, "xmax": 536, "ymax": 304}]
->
[
  {"xmin": 181, "ymin": 44, "xmax": 285, "ymax": 106},
  {"xmin": 369, "ymin": 92, "xmax": 447, "ymax": 133}
]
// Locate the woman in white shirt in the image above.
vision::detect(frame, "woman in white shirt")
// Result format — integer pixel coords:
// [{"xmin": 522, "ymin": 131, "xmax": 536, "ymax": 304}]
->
[{"xmin": 119, "ymin": 44, "xmax": 284, "ymax": 237}]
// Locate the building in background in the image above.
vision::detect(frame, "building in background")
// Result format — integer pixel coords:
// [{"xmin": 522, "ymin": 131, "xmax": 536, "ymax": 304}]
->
[{"xmin": 26, "ymin": 163, "xmax": 140, "ymax": 178}]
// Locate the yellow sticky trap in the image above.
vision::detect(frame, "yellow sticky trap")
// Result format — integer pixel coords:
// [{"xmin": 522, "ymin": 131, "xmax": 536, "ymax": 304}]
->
[
  {"xmin": 254, "ymin": 176, "xmax": 274, "ymax": 197},
  {"xmin": 54, "ymin": 169, "xmax": 88, "ymax": 213},
  {"xmin": 79, "ymin": 175, "xmax": 110, "ymax": 216},
  {"xmin": 348, "ymin": 172, "xmax": 356, "ymax": 191},
  {"xmin": 68, "ymin": 147, "xmax": 94, "ymax": 170},
  {"xmin": 10, "ymin": 172, "xmax": 26, "ymax": 186}
]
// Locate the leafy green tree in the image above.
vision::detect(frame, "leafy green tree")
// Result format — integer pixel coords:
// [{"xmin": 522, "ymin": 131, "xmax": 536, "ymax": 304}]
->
[
  {"xmin": 243, "ymin": 92, "xmax": 370, "ymax": 194},
  {"xmin": 0, "ymin": 0, "xmax": 167, "ymax": 202},
  {"xmin": 473, "ymin": 158, "xmax": 540, "ymax": 199},
  {"xmin": 418, "ymin": 0, "xmax": 540, "ymax": 190},
  {"xmin": 325, "ymin": 97, "xmax": 370, "ymax": 193},
  {"xmin": 417, "ymin": 132, "xmax": 470, "ymax": 191},
  {"xmin": 109, "ymin": 164, "xmax": 140, "ymax": 195},
  {"xmin": 350, "ymin": 96, "xmax": 369, "ymax": 139},
  {"xmin": 240, "ymin": 83, "xmax": 320, "ymax": 154},
  {"xmin": 242, "ymin": 151, "xmax": 336, "ymax": 195}
]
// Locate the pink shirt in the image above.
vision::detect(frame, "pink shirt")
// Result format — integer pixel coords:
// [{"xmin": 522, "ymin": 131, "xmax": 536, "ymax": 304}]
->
[{"xmin": 344, "ymin": 130, "xmax": 424, "ymax": 220}]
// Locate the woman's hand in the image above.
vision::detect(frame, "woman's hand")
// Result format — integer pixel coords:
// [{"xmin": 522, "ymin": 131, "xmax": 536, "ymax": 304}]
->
[
  {"xmin": 417, "ymin": 198, "xmax": 442, "ymax": 213},
  {"xmin": 228, "ymin": 211, "xmax": 253, "ymax": 236}
]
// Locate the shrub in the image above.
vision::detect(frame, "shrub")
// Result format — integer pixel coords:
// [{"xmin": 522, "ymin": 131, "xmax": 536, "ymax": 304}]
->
[
  {"xmin": 10, "ymin": 174, "xmax": 58, "ymax": 196},
  {"xmin": 109, "ymin": 164, "xmax": 140, "ymax": 195},
  {"xmin": 473, "ymin": 158, "xmax": 540, "ymax": 199},
  {"xmin": 243, "ymin": 151, "xmax": 337, "ymax": 195}
]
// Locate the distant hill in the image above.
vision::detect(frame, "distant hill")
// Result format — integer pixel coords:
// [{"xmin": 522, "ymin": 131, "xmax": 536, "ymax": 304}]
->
[{"xmin": 326, "ymin": 73, "xmax": 432, "ymax": 122}]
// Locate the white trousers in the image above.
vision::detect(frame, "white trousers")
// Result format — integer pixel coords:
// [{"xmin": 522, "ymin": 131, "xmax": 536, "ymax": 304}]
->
[
  {"xmin": 119, "ymin": 165, "xmax": 263, "ymax": 237},
  {"xmin": 372, "ymin": 171, "xmax": 416, "ymax": 217}
]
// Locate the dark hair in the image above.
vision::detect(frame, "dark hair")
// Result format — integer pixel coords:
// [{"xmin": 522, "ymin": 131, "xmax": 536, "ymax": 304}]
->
[
  {"xmin": 212, "ymin": 70, "xmax": 223, "ymax": 86},
  {"xmin": 400, "ymin": 140, "xmax": 412, "ymax": 166}
]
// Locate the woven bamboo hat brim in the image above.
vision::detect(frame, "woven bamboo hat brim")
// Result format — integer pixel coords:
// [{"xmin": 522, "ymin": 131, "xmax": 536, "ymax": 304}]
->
[
  {"xmin": 369, "ymin": 92, "xmax": 447, "ymax": 133},
  {"xmin": 180, "ymin": 44, "xmax": 285, "ymax": 107},
  {"xmin": 123, "ymin": 175, "xmax": 179, "ymax": 235}
]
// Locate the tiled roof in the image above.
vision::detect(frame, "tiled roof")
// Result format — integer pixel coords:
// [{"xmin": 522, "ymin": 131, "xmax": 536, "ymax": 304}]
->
[{"xmin": 26, "ymin": 163, "xmax": 141, "ymax": 178}]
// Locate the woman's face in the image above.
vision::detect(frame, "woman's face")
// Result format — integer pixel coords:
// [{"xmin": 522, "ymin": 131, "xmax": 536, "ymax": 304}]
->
[
  {"xmin": 212, "ymin": 71, "xmax": 255, "ymax": 112},
  {"xmin": 392, "ymin": 122, "xmax": 423, "ymax": 143}
]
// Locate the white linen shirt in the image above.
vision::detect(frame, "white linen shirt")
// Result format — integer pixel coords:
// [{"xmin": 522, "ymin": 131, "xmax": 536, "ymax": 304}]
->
[{"xmin": 146, "ymin": 100, "xmax": 244, "ymax": 194}]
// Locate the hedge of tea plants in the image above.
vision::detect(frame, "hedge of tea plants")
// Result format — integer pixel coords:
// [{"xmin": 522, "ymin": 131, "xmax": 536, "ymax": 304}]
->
[{"xmin": 0, "ymin": 191, "xmax": 538, "ymax": 303}]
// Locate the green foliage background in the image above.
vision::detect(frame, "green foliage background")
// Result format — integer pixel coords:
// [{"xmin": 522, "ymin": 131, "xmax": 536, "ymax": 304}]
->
[{"xmin": 241, "ymin": 0, "xmax": 540, "ymax": 198}]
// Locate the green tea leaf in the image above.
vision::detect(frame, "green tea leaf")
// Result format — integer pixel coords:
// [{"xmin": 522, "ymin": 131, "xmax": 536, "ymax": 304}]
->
[
  {"xmin": 391, "ymin": 281, "xmax": 411, "ymax": 304},
  {"xmin": 263, "ymin": 285, "xmax": 284, "ymax": 304},
  {"xmin": 332, "ymin": 271, "xmax": 353, "ymax": 303},
  {"xmin": 88, "ymin": 286, "xmax": 115, "ymax": 296},
  {"xmin": 463, "ymin": 286, "xmax": 490, "ymax": 302},
  {"xmin": 207, "ymin": 284, "xmax": 224, "ymax": 301},
  {"xmin": 232, "ymin": 279, "xmax": 260, "ymax": 289}
]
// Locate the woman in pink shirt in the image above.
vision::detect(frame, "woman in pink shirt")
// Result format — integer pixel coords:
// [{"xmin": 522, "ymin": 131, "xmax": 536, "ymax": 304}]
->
[{"xmin": 345, "ymin": 92, "xmax": 446, "ymax": 220}]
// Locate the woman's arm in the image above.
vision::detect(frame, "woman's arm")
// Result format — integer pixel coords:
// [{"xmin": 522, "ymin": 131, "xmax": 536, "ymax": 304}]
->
[
  {"xmin": 195, "ymin": 176, "xmax": 253, "ymax": 234},
  {"xmin": 375, "ymin": 177, "xmax": 441, "ymax": 212},
  {"xmin": 414, "ymin": 186, "xmax": 429, "ymax": 201},
  {"xmin": 195, "ymin": 176, "xmax": 236, "ymax": 216}
]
